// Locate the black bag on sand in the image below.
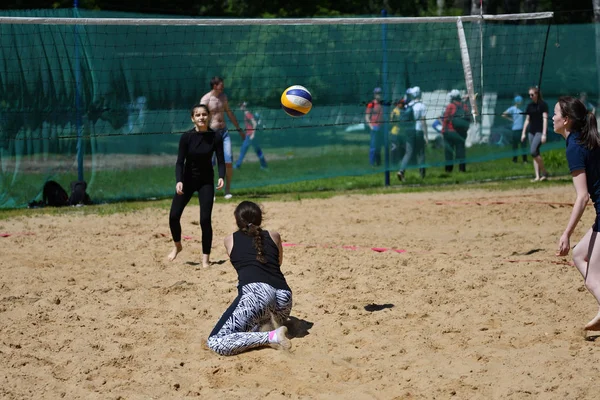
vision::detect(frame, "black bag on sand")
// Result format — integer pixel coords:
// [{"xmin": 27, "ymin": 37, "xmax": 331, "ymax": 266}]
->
[
  {"xmin": 68, "ymin": 181, "xmax": 93, "ymax": 206},
  {"xmin": 42, "ymin": 180, "xmax": 69, "ymax": 207}
]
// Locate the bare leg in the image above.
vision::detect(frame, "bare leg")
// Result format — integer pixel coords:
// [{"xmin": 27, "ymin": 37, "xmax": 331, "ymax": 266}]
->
[
  {"xmin": 259, "ymin": 312, "xmax": 280, "ymax": 332},
  {"xmin": 225, "ymin": 163, "xmax": 233, "ymax": 198},
  {"xmin": 202, "ymin": 253, "xmax": 210, "ymax": 268},
  {"xmin": 168, "ymin": 241, "xmax": 182, "ymax": 261},
  {"xmin": 536, "ymin": 155, "xmax": 548, "ymax": 179},
  {"xmin": 572, "ymin": 228, "xmax": 594, "ymax": 278},
  {"xmin": 572, "ymin": 228, "xmax": 600, "ymax": 330},
  {"xmin": 532, "ymin": 157, "xmax": 540, "ymax": 181}
]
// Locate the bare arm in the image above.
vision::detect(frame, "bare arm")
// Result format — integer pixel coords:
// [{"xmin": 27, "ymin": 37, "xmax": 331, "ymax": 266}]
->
[
  {"xmin": 248, "ymin": 114, "xmax": 257, "ymax": 130},
  {"xmin": 421, "ymin": 116, "xmax": 428, "ymax": 144},
  {"xmin": 224, "ymin": 99, "xmax": 245, "ymax": 139},
  {"xmin": 542, "ymin": 111, "xmax": 548, "ymax": 143},
  {"xmin": 224, "ymin": 234, "xmax": 234, "ymax": 257},
  {"xmin": 269, "ymin": 230, "xmax": 284, "ymax": 265},
  {"xmin": 557, "ymin": 171, "xmax": 589, "ymax": 256},
  {"xmin": 199, "ymin": 93, "xmax": 209, "ymax": 106},
  {"xmin": 521, "ymin": 116, "xmax": 529, "ymax": 141}
]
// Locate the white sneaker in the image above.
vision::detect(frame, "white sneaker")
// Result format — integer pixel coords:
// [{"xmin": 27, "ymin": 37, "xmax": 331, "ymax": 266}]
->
[{"xmin": 224, "ymin": 193, "xmax": 233, "ymax": 200}]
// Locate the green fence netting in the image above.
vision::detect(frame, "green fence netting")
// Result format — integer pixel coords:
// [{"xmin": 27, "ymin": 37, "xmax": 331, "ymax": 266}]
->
[{"xmin": 0, "ymin": 10, "xmax": 586, "ymax": 208}]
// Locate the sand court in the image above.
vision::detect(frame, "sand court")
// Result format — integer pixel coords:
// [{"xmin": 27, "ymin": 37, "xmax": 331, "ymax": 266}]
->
[{"xmin": 2, "ymin": 185, "xmax": 600, "ymax": 399}]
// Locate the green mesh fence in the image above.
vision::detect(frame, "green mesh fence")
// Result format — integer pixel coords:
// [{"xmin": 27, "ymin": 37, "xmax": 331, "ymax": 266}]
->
[{"xmin": 0, "ymin": 10, "xmax": 578, "ymax": 208}]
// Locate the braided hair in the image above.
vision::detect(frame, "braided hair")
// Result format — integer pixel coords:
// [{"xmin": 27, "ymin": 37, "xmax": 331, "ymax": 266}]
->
[{"xmin": 234, "ymin": 201, "xmax": 266, "ymax": 263}]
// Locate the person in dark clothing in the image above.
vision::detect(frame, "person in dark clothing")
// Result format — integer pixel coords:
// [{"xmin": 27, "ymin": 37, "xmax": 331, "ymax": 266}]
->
[
  {"xmin": 207, "ymin": 201, "xmax": 292, "ymax": 356},
  {"xmin": 441, "ymin": 89, "xmax": 470, "ymax": 173},
  {"xmin": 168, "ymin": 104, "xmax": 225, "ymax": 268},
  {"xmin": 521, "ymin": 86, "xmax": 549, "ymax": 182}
]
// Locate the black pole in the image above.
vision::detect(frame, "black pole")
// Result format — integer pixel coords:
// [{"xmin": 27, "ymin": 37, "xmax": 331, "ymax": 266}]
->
[
  {"xmin": 74, "ymin": 0, "xmax": 84, "ymax": 182},
  {"xmin": 381, "ymin": 9, "xmax": 390, "ymax": 186}
]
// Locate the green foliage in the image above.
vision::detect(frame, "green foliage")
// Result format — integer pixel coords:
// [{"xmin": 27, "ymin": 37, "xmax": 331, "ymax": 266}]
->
[
  {"xmin": 542, "ymin": 148, "xmax": 568, "ymax": 170},
  {"xmin": 3, "ymin": 140, "xmax": 573, "ymax": 209},
  {"xmin": 0, "ymin": 159, "xmax": 574, "ymax": 219}
]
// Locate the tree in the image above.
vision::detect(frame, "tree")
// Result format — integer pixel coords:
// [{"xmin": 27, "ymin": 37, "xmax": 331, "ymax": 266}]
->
[{"xmin": 524, "ymin": 0, "xmax": 538, "ymax": 12}]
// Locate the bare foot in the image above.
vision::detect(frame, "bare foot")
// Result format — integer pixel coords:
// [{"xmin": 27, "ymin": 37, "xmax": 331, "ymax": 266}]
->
[
  {"xmin": 260, "ymin": 313, "xmax": 284, "ymax": 332},
  {"xmin": 584, "ymin": 313, "xmax": 600, "ymax": 331},
  {"xmin": 530, "ymin": 177, "xmax": 540, "ymax": 182},
  {"xmin": 259, "ymin": 322, "xmax": 275, "ymax": 332},
  {"xmin": 269, "ymin": 326, "xmax": 291, "ymax": 351},
  {"xmin": 168, "ymin": 242, "xmax": 183, "ymax": 261},
  {"xmin": 202, "ymin": 254, "xmax": 210, "ymax": 268}
]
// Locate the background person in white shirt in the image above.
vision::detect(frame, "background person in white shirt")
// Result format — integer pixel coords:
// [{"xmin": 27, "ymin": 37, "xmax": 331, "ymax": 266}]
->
[{"xmin": 397, "ymin": 86, "xmax": 428, "ymax": 181}]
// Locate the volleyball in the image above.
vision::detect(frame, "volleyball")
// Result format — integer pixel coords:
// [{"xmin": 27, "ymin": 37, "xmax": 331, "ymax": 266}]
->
[{"xmin": 281, "ymin": 85, "xmax": 312, "ymax": 117}]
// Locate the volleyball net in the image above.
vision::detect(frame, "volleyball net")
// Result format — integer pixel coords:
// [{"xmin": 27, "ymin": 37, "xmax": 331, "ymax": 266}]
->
[{"xmin": 0, "ymin": 9, "xmax": 566, "ymax": 207}]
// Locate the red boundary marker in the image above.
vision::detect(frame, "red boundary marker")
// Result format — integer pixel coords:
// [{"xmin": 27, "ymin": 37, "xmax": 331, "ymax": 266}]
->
[
  {"xmin": 283, "ymin": 242, "xmax": 406, "ymax": 253},
  {"xmin": 0, "ymin": 232, "xmax": 36, "ymax": 238}
]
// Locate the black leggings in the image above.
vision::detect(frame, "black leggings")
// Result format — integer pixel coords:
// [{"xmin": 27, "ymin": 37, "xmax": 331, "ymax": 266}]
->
[{"xmin": 169, "ymin": 179, "xmax": 215, "ymax": 254}]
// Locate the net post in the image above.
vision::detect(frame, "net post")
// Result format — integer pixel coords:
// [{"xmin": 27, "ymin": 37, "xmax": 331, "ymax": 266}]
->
[
  {"xmin": 456, "ymin": 17, "xmax": 479, "ymax": 146},
  {"xmin": 381, "ymin": 9, "xmax": 390, "ymax": 186},
  {"xmin": 74, "ymin": 0, "xmax": 84, "ymax": 182},
  {"xmin": 456, "ymin": 17, "xmax": 478, "ymax": 116}
]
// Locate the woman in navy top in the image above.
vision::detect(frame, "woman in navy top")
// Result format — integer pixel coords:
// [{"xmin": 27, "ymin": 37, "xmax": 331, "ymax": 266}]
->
[
  {"xmin": 167, "ymin": 104, "xmax": 225, "ymax": 268},
  {"xmin": 207, "ymin": 201, "xmax": 293, "ymax": 355},
  {"xmin": 553, "ymin": 96, "xmax": 600, "ymax": 331}
]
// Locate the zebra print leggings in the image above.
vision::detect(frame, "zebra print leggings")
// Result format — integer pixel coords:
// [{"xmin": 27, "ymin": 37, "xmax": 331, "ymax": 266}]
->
[{"xmin": 207, "ymin": 282, "xmax": 293, "ymax": 356}]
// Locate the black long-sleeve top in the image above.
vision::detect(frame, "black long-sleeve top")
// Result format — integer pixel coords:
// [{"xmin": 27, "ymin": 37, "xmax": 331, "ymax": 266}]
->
[{"xmin": 175, "ymin": 128, "xmax": 225, "ymax": 183}]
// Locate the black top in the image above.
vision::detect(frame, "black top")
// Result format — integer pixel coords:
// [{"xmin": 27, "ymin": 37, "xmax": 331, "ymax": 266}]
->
[
  {"xmin": 175, "ymin": 128, "xmax": 225, "ymax": 183},
  {"xmin": 525, "ymin": 101, "xmax": 548, "ymax": 134},
  {"xmin": 230, "ymin": 231, "xmax": 290, "ymax": 291}
]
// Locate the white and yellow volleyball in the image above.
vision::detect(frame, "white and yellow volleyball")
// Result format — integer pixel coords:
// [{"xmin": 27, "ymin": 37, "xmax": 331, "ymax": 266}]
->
[{"xmin": 281, "ymin": 85, "xmax": 312, "ymax": 117}]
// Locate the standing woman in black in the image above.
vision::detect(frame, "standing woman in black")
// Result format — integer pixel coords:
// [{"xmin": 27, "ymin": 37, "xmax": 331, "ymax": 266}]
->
[
  {"xmin": 521, "ymin": 86, "xmax": 550, "ymax": 182},
  {"xmin": 168, "ymin": 104, "xmax": 225, "ymax": 268}
]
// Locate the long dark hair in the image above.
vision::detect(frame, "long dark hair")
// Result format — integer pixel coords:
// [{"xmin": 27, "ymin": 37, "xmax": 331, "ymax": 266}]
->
[
  {"xmin": 529, "ymin": 86, "xmax": 543, "ymax": 103},
  {"xmin": 558, "ymin": 96, "xmax": 600, "ymax": 149},
  {"xmin": 234, "ymin": 201, "xmax": 266, "ymax": 263}
]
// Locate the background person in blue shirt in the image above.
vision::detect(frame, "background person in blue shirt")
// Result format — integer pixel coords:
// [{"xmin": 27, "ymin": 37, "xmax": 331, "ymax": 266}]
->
[
  {"xmin": 554, "ymin": 96, "xmax": 600, "ymax": 331},
  {"xmin": 502, "ymin": 95, "xmax": 527, "ymax": 163}
]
